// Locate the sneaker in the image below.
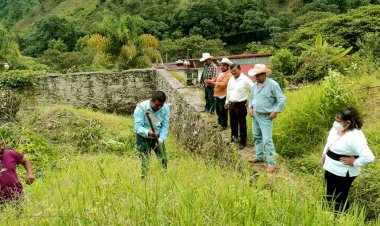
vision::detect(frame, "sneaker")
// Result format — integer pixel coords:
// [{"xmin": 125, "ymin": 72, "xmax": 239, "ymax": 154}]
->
[
  {"xmin": 266, "ymin": 166, "xmax": 276, "ymax": 173},
  {"xmin": 248, "ymin": 157, "xmax": 264, "ymax": 164}
]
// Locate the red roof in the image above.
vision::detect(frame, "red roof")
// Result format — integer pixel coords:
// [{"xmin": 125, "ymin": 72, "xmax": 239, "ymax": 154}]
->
[{"xmin": 185, "ymin": 53, "xmax": 273, "ymax": 61}]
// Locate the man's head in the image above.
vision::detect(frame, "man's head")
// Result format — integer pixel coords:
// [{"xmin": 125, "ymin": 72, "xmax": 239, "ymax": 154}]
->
[
  {"xmin": 205, "ymin": 58, "xmax": 212, "ymax": 66},
  {"xmin": 230, "ymin": 64, "xmax": 241, "ymax": 78},
  {"xmin": 150, "ymin": 91, "xmax": 166, "ymax": 112},
  {"xmin": 219, "ymin": 58, "xmax": 233, "ymax": 72},
  {"xmin": 248, "ymin": 64, "xmax": 272, "ymax": 84}
]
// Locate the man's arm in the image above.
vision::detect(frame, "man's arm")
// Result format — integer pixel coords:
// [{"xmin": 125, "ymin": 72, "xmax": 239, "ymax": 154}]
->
[
  {"xmin": 21, "ymin": 158, "xmax": 35, "ymax": 185},
  {"xmin": 158, "ymin": 106, "xmax": 171, "ymax": 143},
  {"xmin": 272, "ymin": 83, "xmax": 287, "ymax": 113},
  {"xmin": 134, "ymin": 106, "xmax": 150, "ymax": 138}
]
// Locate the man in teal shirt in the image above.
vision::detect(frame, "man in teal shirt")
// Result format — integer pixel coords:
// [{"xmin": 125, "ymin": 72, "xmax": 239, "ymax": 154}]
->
[
  {"xmin": 247, "ymin": 64, "xmax": 286, "ymax": 173},
  {"xmin": 134, "ymin": 91, "xmax": 170, "ymax": 178}
]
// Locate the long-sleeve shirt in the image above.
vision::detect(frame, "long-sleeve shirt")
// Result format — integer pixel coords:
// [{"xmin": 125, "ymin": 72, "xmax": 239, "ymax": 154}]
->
[
  {"xmin": 225, "ymin": 73, "xmax": 254, "ymax": 104},
  {"xmin": 133, "ymin": 99, "xmax": 170, "ymax": 143},
  {"xmin": 248, "ymin": 78, "xmax": 286, "ymax": 113},
  {"xmin": 322, "ymin": 127, "xmax": 375, "ymax": 177},
  {"xmin": 201, "ymin": 62, "xmax": 217, "ymax": 87}
]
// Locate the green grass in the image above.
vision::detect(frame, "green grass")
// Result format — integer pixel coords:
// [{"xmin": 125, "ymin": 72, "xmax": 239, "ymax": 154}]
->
[
  {"xmin": 0, "ymin": 153, "xmax": 373, "ymax": 225},
  {"xmin": 169, "ymin": 71, "xmax": 187, "ymax": 85},
  {"xmin": 0, "ymin": 91, "xmax": 378, "ymax": 225}
]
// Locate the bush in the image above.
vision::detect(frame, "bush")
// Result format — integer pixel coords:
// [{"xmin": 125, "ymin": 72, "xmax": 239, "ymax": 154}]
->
[
  {"xmin": 0, "ymin": 69, "xmax": 46, "ymax": 90},
  {"xmin": 356, "ymin": 32, "xmax": 380, "ymax": 63},
  {"xmin": 0, "ymin": 90, "xmax": 21, "ymax": 121},
  {"xmin": 270, "ymin": 49, "xmax": 298, "ymax": 88},
  {"xmin": 293, "ymin": 34, "xmax": 352, "ymax": 83}
]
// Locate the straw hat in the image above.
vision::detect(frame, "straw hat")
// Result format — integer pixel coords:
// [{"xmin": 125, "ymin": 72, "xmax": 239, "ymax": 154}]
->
[
  {"xmin": 218, "ymin": 57, "xmax": 233, "ymax": 66},
  {"xmin": 248, "ymin": 64, "xmax": 272, "ymax": 77},
  {"xmin": 200, "ymin": 53, "xmax": 213, "ymax": 62}
]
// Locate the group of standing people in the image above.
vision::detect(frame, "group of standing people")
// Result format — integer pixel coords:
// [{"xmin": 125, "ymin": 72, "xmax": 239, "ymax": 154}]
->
[
  {"xmin": 133, "ymin": 53, "xmax": 375, "ymax": 214},
  {"xmin": 200, "ymin": 52, "xmax": 286, "ymax": 173}
]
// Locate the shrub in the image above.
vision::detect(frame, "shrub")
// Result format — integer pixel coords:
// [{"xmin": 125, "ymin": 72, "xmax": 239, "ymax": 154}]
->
[
  {"xmin": 0, "ymin": 90, "xmax": 21, "ymax": 121},
  {"xmin": 356, "ymin": 32, "xmax": 380, "ymax": 63},
  {"xmin": 293, "ymin": 34, "xmax": 352, "ymax": 83},
  {"xmin": 270, "ymin": 49, "xmax": 298, "ymax": 88},
  {"xmin": 0, "ymin": 69, "xmax": 46, "ymax": 90}
]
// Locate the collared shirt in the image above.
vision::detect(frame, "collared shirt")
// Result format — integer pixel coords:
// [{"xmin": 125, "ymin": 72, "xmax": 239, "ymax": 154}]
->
[
  {"xmin": 133, "ymin": 99, "xmax": 170, "ymax": 143},
  {"xmin": 201, "ymin": 62, "xmax": 217, "ymax": 86},
  {"xmin": 322, "ymin": 128, "xmax": 375, "ymax": 177},
  {"xmin": 225, "ymin": 73, "xmax": 254, "ymax": 104},
  {"xmin": 248, "ymin": 78, "xmax": 286, "ymax": 113}
]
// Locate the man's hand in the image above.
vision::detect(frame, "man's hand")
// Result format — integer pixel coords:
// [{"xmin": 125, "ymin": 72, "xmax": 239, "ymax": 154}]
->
[
  {"xmin": 248, "ymin": 107, "xmax": 254, "ymax": 117},
  {"xmin": 319, "ymin": 155, "xmax": 326, "ymax": 166},
  {"xmin": 269, "ymin": 112, "xmax": 277, "ymax": 119},
  {"xmin": 224, "ymin": 103, "xmax": 229, "ymax": 109},
  {"xmin": 340, "ymin": 156, "xmax": 356, "ymax": 166},
  {"xmin": 155, "ymin": 141, "xmax": 163, "ymax": 149},
  {"xmin": 25, "ymin": 174, "xmax": 35, "ymax": 185},
  {"xmin": 148, "ymin": 131, "xmax": 158, "ymax": 138}
]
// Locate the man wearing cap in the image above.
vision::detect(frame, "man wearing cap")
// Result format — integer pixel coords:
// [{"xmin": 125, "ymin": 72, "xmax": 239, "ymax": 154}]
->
[
  {"xmin": 247, "ymin": 64, "xmax": 286, "ymax": 173},
  {"xmin": 205, "ymin": 58, "xmax": 233, "ymax": 130},
  {"xmin": 200, "ymin": 53, "xmax": 218, "ymax": 114},
  {"xmin": 225, "ymin": 64, "xmax": 254, "ymax": 149}
]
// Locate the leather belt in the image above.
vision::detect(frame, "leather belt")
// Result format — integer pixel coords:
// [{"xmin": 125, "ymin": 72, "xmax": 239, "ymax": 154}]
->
[
  {"xmin": 255, "ymin": 112, "xmax": 269, "ymax": 115},
  {"xmin": 326, "ymin": 149, "xmax": 358, "ymax": 161}
]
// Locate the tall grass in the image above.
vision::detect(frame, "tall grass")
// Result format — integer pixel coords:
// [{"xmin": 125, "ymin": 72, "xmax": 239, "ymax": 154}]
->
[{"xmin": 0, "ymin": 154, "xmax": 373, "ymax": 225}]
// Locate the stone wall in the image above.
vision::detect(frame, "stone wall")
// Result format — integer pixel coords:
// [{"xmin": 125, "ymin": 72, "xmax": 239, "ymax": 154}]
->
[
  {"xmin": 154, "ymin": 69, "xmax": 235, "ymax": 163},
  {"xmin": 28, "ymin": 68, "xmax": 235, "ymax": 163},
  {"xmin": 30, "ymin": 69, "xmax": 156, "ymax": 114}
]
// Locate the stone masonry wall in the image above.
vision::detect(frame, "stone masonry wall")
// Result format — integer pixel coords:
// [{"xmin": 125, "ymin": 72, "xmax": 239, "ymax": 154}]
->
[
  {"xmin": 30, "ymin": 69, "xmax": 156, "ymax": 114},
  {"xmin": 29, "ymin": 69, "xmax": 235, "ymax": 163},
  {"xmin": 154, "ymin": 69, "xmax": 235, "ymax": 163}
]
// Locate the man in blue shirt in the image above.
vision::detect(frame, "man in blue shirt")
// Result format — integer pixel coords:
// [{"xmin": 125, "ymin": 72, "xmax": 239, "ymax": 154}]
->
[
  {"xmin": 247, "ymin": 64, "xmax": 286, "ymax": 173},
  {"xmin": 134, "ymin": 91, "xmax": 170, "ymax": 178}
]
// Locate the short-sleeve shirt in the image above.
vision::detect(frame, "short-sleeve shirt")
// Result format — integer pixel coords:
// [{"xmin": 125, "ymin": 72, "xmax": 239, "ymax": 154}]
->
[{"xmin": 0, "ymin": 149, "xmax": 24, "ymax": 201}]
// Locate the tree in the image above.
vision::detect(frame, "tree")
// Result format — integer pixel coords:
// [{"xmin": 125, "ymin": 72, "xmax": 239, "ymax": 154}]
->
[
  {"xmin": 160, "ymin": 35, "xmax": 227, "ymax": 62},
  {"xmin": 0, "ymin": 26, "xmax": 20, "ymax": 65},
  {"xmin": 22, "ymin": 16, "xmax": 80, "ymax": 57},
  {"xmin": 288, "ymin": 5, "xmax": 380, "ymax": 51}
]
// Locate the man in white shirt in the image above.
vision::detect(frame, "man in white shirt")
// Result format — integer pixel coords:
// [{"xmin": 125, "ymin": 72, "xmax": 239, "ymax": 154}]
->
[{"xmin": 224, "ymin": 64, "xmax": 254, "ymax": 149}]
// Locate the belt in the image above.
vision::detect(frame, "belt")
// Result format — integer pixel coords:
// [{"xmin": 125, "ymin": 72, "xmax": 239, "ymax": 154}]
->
[
  {"xmin": 255, "ymin": 112, "xmax": 269, "ymax": 115},
  {"xmin": 326, "ymin": 149, "xmax": 358, "ymax": 161},
  {"xmin": 229, "ymin": 101, "xmax": 247, "ymax": 106}
]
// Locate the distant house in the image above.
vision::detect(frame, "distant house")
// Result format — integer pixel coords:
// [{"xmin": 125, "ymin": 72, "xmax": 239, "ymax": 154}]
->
[{"xmin": 157, "ymin": 53, "xmax": 273, "ymax": 85}]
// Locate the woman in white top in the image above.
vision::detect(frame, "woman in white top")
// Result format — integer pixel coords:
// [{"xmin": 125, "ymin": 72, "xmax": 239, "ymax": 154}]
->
[{"xmin": 319, "ymin": 106, "xmax": 375, "ymax": 212}]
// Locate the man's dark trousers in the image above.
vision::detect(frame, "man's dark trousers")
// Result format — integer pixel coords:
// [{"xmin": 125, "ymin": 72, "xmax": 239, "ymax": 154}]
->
[
  {"xmin": 136, "ymin": 134, "xmax": 167, "ymax": 177},
  {"xmin": 229, "ymin": 101, "xmax": 247, "ymax": 145},
  {"xmin": 204, "ymin": 86, "xmax": 215, "ymax": 113},
  {"xmin": 215, "ymin": 97, "xmax": 228, "ymax": 128}
]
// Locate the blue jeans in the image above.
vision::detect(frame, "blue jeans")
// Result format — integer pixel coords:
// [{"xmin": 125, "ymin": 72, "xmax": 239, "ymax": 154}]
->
[{"xmin": 252, "ymin": 112, "xmax": 276, "ymax": 166}]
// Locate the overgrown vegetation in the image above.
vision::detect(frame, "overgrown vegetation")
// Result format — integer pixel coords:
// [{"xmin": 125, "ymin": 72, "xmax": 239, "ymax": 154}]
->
[{"xmin": 0, "ymin": 104, "xmax": 378, "ymax": 225}]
